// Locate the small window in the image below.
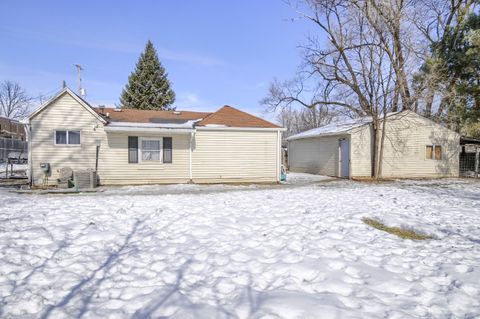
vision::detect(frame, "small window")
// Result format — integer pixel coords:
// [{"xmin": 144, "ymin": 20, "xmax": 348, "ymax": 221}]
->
[
  {"xmin": 55, "ymin": 130, "xmax": 80, "ymax": 145},
  {"xmin": 55, "ymin": 130, "xmax": 67, "ymax": 144},
  {"xmin": 128, "ymin": 136, "xmax": 138, "ymax": 163},
  {"xmin": 68, "ymin": 131, "xmax": 81, "ymax": 144},
  {"xmin": 140, "ymin": 139, "xmax": 161, "ymax": 162},
  {"xmin": 163, "ymin": 137, "xmax": 172, "ymax": 163},
  {"xmin": 426, "ymin": 145, "xmax": 442, "ymax": 160}
]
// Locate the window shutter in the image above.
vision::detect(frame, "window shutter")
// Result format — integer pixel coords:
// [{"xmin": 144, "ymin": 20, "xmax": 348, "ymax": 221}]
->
[
  {"xmin": 128, "ymin": 136, "xmax": 138, "ymax": 163},
  {"xmin": 163, "ymin": 137, "xmax": 172, "ymax": 163}
]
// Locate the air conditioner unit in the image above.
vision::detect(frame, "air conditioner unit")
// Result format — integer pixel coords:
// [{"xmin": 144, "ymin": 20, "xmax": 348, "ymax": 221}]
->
[{"xmin": 73, "ymin": 169, "xmax": 97, "ymax": 189}]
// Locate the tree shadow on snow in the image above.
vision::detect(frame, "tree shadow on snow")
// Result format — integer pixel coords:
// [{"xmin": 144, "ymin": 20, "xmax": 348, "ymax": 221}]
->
[{"xmin": 40, "ymin": 219, "xmax": 143, "ymax": 319}]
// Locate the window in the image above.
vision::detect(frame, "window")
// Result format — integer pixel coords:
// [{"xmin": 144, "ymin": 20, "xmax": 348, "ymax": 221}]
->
[
  {"xmin": 163, "ymin": 137, "xmax": 172, "ymax": 163},
  {"xmin": 426, "ymin": 145, "xmax": 442, "ymax": 160},
  {"xmin": 68, "ymin": 131, "xmax": 81, "ymax": 144},
  {"xmin": 130, "ymin": 137, "xmax": 173, "ymax": 164},
  {"xmin": 55, "ymin": 130, "xmax": 80, "ymax": 145},
  {"xmin": 55, "ymin": 130, "xmax": 67, "ymax": 144},
  {"xmin": 140, "ymin": 139, "xmax": 162, "ymax": 162},
  {"xmin": 128, "ymin": 136, "xmax": 138, "ymax": 163}
]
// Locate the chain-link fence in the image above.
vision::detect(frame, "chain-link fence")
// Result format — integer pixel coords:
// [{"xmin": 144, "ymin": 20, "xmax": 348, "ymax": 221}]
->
[{"xmin": 460, "ymin": 149, "xmax": 479, "ymax": 178}]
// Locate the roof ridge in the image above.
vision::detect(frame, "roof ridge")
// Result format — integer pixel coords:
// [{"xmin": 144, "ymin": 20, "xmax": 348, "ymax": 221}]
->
[{"xmin": 196, "ymin": 105, "xmax": 280, "ymax": 128}]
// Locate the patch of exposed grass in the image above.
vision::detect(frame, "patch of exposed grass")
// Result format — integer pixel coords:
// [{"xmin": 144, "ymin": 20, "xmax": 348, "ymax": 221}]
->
[{"xmin": 362, "ymin": 217, "xmax": 434, "ymax": 240}]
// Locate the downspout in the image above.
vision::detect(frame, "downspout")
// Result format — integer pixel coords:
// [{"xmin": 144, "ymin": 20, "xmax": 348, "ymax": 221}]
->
[
  {"xmin": 276, "ymin": 129, "xmax": 281, "ymax": 182},
  {"xmin": 189, "ymin": 131, "xmax": 194, "ymax": 182},
  {"xmin": 26, "ymin": 122, "xmax": 32, "ymax": 186}
]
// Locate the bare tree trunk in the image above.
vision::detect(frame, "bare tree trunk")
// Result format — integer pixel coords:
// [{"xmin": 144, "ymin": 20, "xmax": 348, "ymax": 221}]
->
[
  {"xmin": 378, "ymin": 111, "xmax": 388, "ymax": 178},
  {"xmin": 424, "ymin": 87, "xmax": 435, "ymax": 117},
  {"xmin": 371, "ymin": 119, "xmax": 379, "ymax": 178}
]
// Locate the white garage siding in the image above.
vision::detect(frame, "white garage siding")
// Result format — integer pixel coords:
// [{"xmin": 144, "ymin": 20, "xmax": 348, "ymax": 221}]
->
[
  {"xmin": 288, "ymin": 111, "xmax": 460, "ymax": 179},
  {"xmin": 350, "ymin": 125, "xmax": 373, "ymax": 177},
  {"xmin": 192, "ymin": 129, "xmax": 279, "ymax": 183},
  {"xmin": 376, "ymin": 112, "xmax": 460, "ymax": 178},
  {"xmin": 288, "ymin": 135, "xmax": 347, "ymax": 177}
]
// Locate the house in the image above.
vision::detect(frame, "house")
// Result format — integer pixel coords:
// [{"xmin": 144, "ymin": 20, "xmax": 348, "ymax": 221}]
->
[
  {"xmin": 286, "ymin": 111, "xmax": 460, "ymax": 178},
  {"xmin": 0, "ymin": 116, "xmax": 27, "ymax": 161},
  {"xmin": 0, "ymin": 116, "xmax": 26, "ymax": 140},
  {"xmin": 28, "ymin": 88, "xmax": 284, "ymax": 186}
]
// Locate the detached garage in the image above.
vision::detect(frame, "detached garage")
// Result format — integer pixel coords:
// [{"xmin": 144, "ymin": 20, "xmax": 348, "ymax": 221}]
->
[{"xmin": 287, "ymin": 111, "xmax": 460, "ymax": 179}]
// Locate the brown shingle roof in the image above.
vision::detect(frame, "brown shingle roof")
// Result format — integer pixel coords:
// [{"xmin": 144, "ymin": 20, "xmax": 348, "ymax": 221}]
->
[
  {"xmin": 197, "ymin": 105, "xmax": 280, "ymax": 128},
  {"xmin": 94, "ymin": 105, "xmax": 280, "ymax": 128}
]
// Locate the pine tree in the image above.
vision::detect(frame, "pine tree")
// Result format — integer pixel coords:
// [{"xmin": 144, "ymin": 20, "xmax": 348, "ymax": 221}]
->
[{"xmin": 120, "ymin": 40, "xmax": 175, "ymax": 110}]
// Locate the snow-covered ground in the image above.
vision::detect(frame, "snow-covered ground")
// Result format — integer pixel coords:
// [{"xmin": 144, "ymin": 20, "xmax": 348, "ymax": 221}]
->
[
  {"xmin": 1, "ymin": 178, "xmax": 480, "ymax": 318},
  {"xmin": 0, "ymin": 163, "xmax": 28, "ymax": 178}
]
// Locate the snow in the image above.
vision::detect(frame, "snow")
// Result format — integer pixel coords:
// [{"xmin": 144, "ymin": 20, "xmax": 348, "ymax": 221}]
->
[
  {"xmin": 1, "ymin": 179, "xmax": 480, "ymax": 318},
  {"xmin": 286, "ymin": 112, "xmax": 401, "ymax": 141},
  {"xmin": 0, "ymin": 163, "xmax": 28, "ymax": 178}
]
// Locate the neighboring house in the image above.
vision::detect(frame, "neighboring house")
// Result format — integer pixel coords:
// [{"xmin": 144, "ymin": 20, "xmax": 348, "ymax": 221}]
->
[
  {"xmin": 0, "ymin": 116, "xmax": 26, "ymax": 140},
  {"xmin": 0, "ymin": 116, "xmax": 27, "ymax": 161},
  {"xmin": 287, "ymin": 111, "xmax": 460, "ymax": 178},
  {"xmin": 28, "ymin": 88, "xmax": 284, "ymax": 186}
]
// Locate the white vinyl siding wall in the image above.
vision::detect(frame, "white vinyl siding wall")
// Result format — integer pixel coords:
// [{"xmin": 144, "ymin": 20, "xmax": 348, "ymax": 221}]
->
[
  {"xmin": 30, "ymin": 92, "xmax": 281, "ymax": 185},
  {"xmin": 288, "ymin": 111, "xmax": 460, "ymax": 179},
  {"xmin": 99, "ymin": 133, "xmax": 191, "ymax": 185},
  {"xmin": 373, "ymin": 112, "xmax": 460, "ymax": 178},
  {"xmin": 30, "ymin": 93, "xmax": 105, "ymax": 186},
  {"xmin": 192, "ymin": 130, "xmax": 278, "ymax": 183},
  {"xmin": 288, "ymin": 136, "xmax": 344, "ymax": 177}
]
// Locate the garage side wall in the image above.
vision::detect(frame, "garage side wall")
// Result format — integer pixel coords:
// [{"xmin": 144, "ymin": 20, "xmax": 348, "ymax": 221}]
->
[
  {"xmin": 350, "ymin": 125, "xmax": 373, "ymax": 177},
  {"xmin": 288, "ymin": 136, "xmax": 342, "ymax": 176},
  {"xmin": 379, "ymin": 112, "xmax": 460, "ymax": 178}
]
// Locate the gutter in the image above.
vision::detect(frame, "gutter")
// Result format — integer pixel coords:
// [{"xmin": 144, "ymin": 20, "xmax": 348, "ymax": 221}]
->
[
  {"xmin": 104, "ymin": 126, "xmax": 194, "ymax": 134},
  {"xmin": 196, "ymin": 126, "xmax": 286, "ymax": 132}
]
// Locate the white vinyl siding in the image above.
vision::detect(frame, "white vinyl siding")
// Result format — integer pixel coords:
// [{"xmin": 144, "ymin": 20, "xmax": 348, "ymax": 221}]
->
[
  {"xmin": 30, "ymin": 93, "xmax": 105, "ymax": 186},
  {"xmin": 373, "ymin": 112, "xmax": 459, "ymax": 178},
  {"xmin": 192, "ymin": 130, "xmax": 278, "ymax": 183},
  {"xmin": 289, "ymin": 111, "xmax": 460, "ymax": 179},
  {"xmin": 30, "ymin": 91, "xmax": 282, "ymax": 185}
]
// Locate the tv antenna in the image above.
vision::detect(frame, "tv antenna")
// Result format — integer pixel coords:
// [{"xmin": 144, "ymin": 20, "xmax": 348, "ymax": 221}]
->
[{"xmin": 74, "ymin": 64, "xmax": 85, "ymax": 96}]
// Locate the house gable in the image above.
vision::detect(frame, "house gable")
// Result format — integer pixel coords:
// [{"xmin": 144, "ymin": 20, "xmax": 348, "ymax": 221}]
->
[{"xmin": 29, "ymin": 88, "xmax": 107, "ymax": 124}]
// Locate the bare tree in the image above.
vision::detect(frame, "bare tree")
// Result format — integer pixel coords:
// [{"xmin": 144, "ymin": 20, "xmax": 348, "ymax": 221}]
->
[
  {"xmin": 263, "ymin": 0, "xmax": 474, "ymax": 178},
  {"xmin": 264, "ymin": 0, "xmax": 397, "ymax": 178},
  {"xmin": 276, "ymin": 104, "xmax": 336, "ymax": 138},
  {"xmin": 0, "ymin": 81, "xmax": 32, "ymax": 120}
]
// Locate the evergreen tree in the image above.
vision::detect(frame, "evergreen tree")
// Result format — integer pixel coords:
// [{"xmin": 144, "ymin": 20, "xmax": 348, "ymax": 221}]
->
[{"xmin": 120, "ymin": 40, "xmax": 175, "ymax": 110}]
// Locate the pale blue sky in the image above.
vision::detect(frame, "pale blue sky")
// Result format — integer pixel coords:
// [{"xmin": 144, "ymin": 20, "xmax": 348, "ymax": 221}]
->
[{"xmin": 0, "ymin": 1, "xmax": 313, "ymax": 117}]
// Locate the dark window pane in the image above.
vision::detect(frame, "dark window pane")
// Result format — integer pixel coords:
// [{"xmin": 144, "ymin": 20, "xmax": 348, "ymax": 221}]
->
[
  {"xmin": 128, "ymin": 136, "xmax": 138, "ymax": 163},
  {"xmin": 163, "ymin": 137, "xmax": 172, "ymax": 163},
  {"xmin": 68, "ymin": 131, "xmax": 80, "ymax": 144},
  {"xmin": 56, "ymin": 131, "xmax": 67, "ymax": 144}
]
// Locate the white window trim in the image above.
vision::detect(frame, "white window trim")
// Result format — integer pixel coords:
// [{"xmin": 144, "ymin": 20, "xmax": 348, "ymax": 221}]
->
[
  {"xmin": 54, "ymin": 130, "xmax": 81, "ymax": 146},
  {"xmin": 139, "ymin": 137, "xmax": 163, "ymax": 163},
  {"xmin": 425, "ymin": 144, "xmax": 442, "ymax": 160}
]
